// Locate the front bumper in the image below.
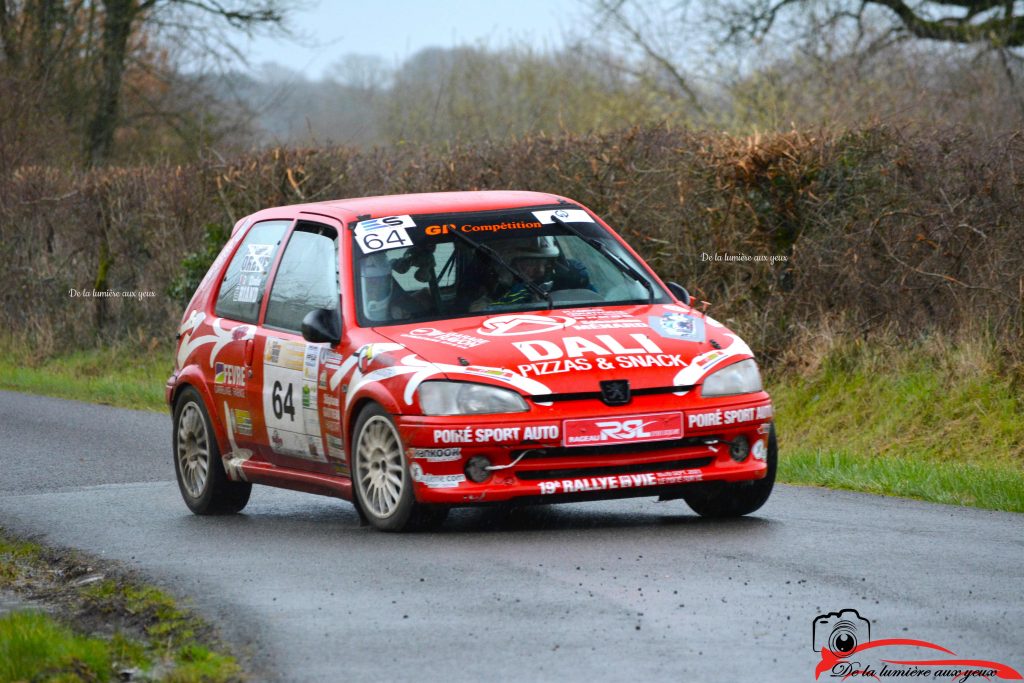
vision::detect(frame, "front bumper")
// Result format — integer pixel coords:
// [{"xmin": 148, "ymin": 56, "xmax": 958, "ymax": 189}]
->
[{"xmin": 396, "ymin": 394, "xmax": 773, "ymax": 505}]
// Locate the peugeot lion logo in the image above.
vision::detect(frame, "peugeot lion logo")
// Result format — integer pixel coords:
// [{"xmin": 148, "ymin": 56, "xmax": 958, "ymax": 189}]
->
[{"xmin": 600, "ymin": 379, "xmax": 631, "ymax": 406}]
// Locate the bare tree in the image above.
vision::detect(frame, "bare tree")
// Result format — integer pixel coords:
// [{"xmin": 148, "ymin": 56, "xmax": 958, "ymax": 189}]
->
[
  {"xmin": 731, "ymin": 1, "xmax": 1024, "ymax": 48},
  {"xmin": 722, "ymin": 1, "xmax": 1024, "ymax": 120},
  {"xmin": 589, "ymin": 0, "xmax": 707, "ymax": 116},
  {"xmin": 84, "ymin": 0, "xmax": 290, "ymax": 167}
]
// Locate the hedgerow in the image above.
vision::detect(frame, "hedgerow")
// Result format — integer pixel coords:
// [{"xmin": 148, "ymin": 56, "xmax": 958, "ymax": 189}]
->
[{"xmin": 2, "ymin": 125, "xmax": 1021, "ymax": 363}]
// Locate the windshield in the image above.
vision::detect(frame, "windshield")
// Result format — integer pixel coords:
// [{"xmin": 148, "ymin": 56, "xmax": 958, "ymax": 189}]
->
[{"xmin": 351, "ymin": 205, "xmax": 669, "ymax": 326}]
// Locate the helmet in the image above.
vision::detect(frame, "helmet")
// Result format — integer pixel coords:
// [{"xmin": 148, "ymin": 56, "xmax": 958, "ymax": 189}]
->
[
  {"xmin": 360, "ymin": 252, "xmax": 393, "ymax": 321},
  {"xmin": 498, "ymin": 236, "xmax": 559, "ymax": 288},
  {"xmin": 504, "ymin": 236, "xmax": 559, "ymax": 261}
]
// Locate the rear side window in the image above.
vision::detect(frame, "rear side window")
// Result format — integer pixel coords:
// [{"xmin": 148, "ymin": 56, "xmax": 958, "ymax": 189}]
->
[
  {"xmin": 264, "ymin": 224, "xmax": 339, "ymax": 333},
  {"xmin": 215, "ymin": 220, "xmax": 290, "ymax": 323}
]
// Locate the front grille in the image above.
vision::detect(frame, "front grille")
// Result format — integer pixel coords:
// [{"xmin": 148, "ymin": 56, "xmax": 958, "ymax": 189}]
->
[
  {"xmin": 529, "ymin": 384, "xmax": 697, "ymax": 403},
  {"xmin": 517, "ymin": 436, "xmax": 720, "ymax": 459},
  {"xmin": 514, "ymin": 456, "xmax": 713, "ymax": 481}
]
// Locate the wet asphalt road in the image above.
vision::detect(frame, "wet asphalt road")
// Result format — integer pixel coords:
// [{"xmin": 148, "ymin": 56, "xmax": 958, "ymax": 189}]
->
[{"xmin": 0, "ymin": 389, "xmax": 1021, "ymax": 682}]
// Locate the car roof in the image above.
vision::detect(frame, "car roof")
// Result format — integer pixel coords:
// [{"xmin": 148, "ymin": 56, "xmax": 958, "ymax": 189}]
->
[{"xmin": 244, "ymin": 190, "xmax": 572, "ymax": 230}]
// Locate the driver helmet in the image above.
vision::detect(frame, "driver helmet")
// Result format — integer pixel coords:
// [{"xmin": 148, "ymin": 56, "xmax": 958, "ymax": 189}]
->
[
  {"xmin": 360, "ymin": 252, "xmax": 394, "ymax": 321},
  {"xmin": 501, "ymin": 236, "xmax": 559, "ymax": 286}
]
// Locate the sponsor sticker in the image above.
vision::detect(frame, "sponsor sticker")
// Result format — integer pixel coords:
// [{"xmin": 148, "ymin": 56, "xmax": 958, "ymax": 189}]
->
[
  {"xmin": 215, "ymin": 362, "xmax": 245, "ymax": 386},
  {"xmin": 354, "ymin": 215, "xmax": 415, "ymax": 254},
  {"xmin": 649, "ymin": 313, "xmax": 706, "ymax": 342},
  {"xmin": 559, "ymin": 308, "xmax": 628, "ymax": 319},
  {"xmin": 411, "ymin": 447, "xmax": 463, "ymax": 462},
  {"xmin": 532, "ymin": 209, "xmax": 594, "ymax": 224},
  {"xmin": 233, "ymin": 283, "xmax": 260, "ymax": 303},
  {"xmin": 752, "ymin": 439, "xmax": 767, "ymax": 461},
  {"xmin": 478, "ymin": 314, "xmax": 576, "ymax": 337},
  {"xmin": 239, "ymin": 243, "xmax": 275, "ymax": 273},
  {"xmin": 410, "ymin": 464, "xmax": 465, "ymax": 489},
  {"xmin": 574, "ymin": 319, "xmax": 648, "ymax": 330},
  {"xmin": 694, "ymin": 349, "xmax": 729, "ymax": 371},
  {"xmin": 462, "ymin": 366, "xmax": 516, "ymax": 382},
  {"xmin": 510, "ymin": 333, "xmax": 686, "ymax": 373},
  {"xmin": 402, "ymin": 327, "xmax": 488, "ymax": 349},
  {"xmin": 516, "ymin": 358, "xmax": 593, "ymax": 377},
  {"xmin": 554, "ymin": 308, "xmax": 648, "ymax": 330},
  {"xmin": 319, "ymin": 348, "xmax": 344, "ymax": 367},
  {"xmin": 562, "ymin": 412, "xmax": 683, "ymax": 447},
  {"xmin": 686, "ymin": 404, "xmax": 773, "ymax": 429},
  {"xmin": 307, "ymin": 436, "xmax": 323, "ymax": 460},
  {"xmin": 214, "ymin": 362, "xmax": 246, "ymax": 397},
  {"xmin": 233, "ymin": 409, "xmax": 253, "ymax": 437},
  {"xmin": 326, "ymin": 434, "xmax": 345, "ymax": 459},
  {"xmin": 512, "ymin": 333, "xmax": 662, "ymax": 360},
  {"xmin": 537, "ymin": 468, "xmax": 703, "ymax": 495},
  {"xmin": 264, "ymin": 338, "xmax": 306, "ymax": 371},
  {"xmin": 303, "ymin": 345, "xmax": 320, "ymax": 380},
  {"xmin": 430, "ymin": 424, "xmax": 558, "ymax": 444},
  {"xmin": 425, "ymin": 220, "xmax": 542, "ymax": 236},
  {"xmin": 233, "ymin": 273, "xmax": 264, "ymax": 304}
]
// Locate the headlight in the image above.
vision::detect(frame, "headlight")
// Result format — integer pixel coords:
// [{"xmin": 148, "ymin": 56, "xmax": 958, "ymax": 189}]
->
[
  {"xmin": 418, "ymin": 381, "xmax": 529, "ymax": 416},
  {"xmin": 701, "ymin": 358, "xmax": 763, "ymax": 397}
]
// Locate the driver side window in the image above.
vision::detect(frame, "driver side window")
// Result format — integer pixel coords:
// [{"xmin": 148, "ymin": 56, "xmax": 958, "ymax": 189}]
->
[{"xmin": 264, "ymin": 224, "xmax": 339, "ymax": 333}]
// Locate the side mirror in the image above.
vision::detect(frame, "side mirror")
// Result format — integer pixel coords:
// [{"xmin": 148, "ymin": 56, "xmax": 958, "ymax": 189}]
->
[
  {"xmin": 667, "ymin": 281, "xmax": 692, "ymax": 306},
  {"xmin": 301, "ymin": 308, "xmax": 342, "ymax": 345}
]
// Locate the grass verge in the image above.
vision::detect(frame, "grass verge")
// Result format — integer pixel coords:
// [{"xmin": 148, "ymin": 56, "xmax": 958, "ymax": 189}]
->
[
  {"xmin": 1, "ymin": 334, "xmax": 1021, "ymax": 512},
  {"xmin": 769, "ymin": 332, "xmax": 1024, "ymax": 512},
  {"xmin": 0, "ymin": 339, "xmax": 170, "ymax": 412},
  {"xmin": 0, "ymin": 530, "xmax": 242, "ymax": 682}
]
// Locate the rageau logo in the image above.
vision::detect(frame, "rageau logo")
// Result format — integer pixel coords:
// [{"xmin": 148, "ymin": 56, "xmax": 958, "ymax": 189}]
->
[
  {"xmin": 813, "ymin": 609, "xmax": 871, "ymax": 656},
  {"xmin": 812, "ymin": 609, "xmax": 1022, "ymax": 682}
]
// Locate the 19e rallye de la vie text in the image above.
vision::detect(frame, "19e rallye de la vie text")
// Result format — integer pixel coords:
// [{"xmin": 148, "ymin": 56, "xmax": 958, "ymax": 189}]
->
[{"xmin": 168, "ymin": 190, "xmax": 777, "ymax": 531}]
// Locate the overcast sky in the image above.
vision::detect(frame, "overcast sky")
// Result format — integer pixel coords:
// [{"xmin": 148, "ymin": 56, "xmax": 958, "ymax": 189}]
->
[{"xmin": 235, "ymin": 0, "xmax": 583, "ymax": 79}]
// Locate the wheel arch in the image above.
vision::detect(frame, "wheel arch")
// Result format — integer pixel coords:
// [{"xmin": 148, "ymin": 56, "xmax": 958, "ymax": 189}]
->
[
  {"xmin": 344, "ymin": 384, "xmax": 403, "ymax": 456},
  {"xmin": 170, "ymin": 369, "xmax": 231, "ymax": 461}
]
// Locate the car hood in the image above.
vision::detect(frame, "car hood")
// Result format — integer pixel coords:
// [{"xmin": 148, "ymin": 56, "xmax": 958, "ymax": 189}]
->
[{"xmin": 372, "ymin": 304, "xmax": 754, "ymax": 397}]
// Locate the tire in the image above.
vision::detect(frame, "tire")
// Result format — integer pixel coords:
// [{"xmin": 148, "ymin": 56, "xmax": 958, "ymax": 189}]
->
[
  {"xmin": 683, "ymin": 423, "xmax": 777, "ymax": 518},
  {"xmin": 350, "ymin": 403, "xmax": 448, "ymax": 532},
  {"xmin": 173, "ymin": 386, "xmax": 251, "ymax": 515}
]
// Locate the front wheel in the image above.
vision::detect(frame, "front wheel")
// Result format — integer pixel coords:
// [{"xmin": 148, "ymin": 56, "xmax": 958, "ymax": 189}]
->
[
  {"xmin": 682, "ymin": 424, "xmax": 777, "ymax": 518},
  {"xmin": 351, "ymin": 404, "xmax": 447, "ymax": 532},
  {"xmin": 173, "ymin": 386, "xmax": 251, "ymax": 515}
]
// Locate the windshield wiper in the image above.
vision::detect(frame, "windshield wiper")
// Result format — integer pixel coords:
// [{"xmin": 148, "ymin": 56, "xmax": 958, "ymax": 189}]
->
[
  {"xmin": 551, "ymin": 215, "xmax": 654, "ymax": 304},
  {"xmin": 446, "ymin": 229, "xmax": 553, "ymax": 309}
]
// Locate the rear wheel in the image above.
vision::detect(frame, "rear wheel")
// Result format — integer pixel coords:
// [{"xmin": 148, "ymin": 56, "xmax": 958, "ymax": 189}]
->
[
  {"xmin": 683, "ymin": 424, "xmax": 777, "ymax": 518},
  {"xmin": 173, "ymin": 386, "xmax": 251, "ymax": 515},
  {"xmin": 351, "ymin": 404, "xmax": 447, "ymax": 532}
]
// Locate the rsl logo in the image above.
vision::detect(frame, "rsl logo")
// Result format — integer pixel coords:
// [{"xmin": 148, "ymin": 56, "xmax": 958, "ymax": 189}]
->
[{"xmin": 594, "ymin": 418, "xmax": 654, "ymax": 441}]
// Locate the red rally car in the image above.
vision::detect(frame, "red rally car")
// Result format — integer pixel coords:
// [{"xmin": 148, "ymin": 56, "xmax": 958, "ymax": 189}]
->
[{"xmin": 168, "ymin": 191, "xmax": 777, "ymax": 531}]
